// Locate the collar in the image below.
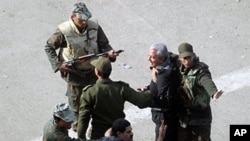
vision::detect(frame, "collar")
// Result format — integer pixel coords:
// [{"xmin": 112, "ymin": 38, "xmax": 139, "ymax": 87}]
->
[
  {"xmin": 96, "ymin": 78, "xmax": 112, "ymax": 84},
  {"xmin": 155, "ymin": 58, "xmax": 171, "ymax": 70}
]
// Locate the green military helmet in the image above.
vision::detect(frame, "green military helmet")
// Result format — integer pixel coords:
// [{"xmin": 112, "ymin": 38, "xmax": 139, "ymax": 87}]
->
[
  {"xmin": 53, "ymin": 103, "xmax": 75, "ymax": 122},
  {"xmin": 91, "ymin": 56, "xmax": 112, "ymax": 73},
  {"xmin": 178, "ymin": 42, "xmax": 194, "ymax": 58}
]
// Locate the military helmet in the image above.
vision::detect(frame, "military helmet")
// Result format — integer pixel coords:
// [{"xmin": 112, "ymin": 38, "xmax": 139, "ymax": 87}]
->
[{"xmin": 53, "ymin": 103, "xmax": 75, "ymax": 122}]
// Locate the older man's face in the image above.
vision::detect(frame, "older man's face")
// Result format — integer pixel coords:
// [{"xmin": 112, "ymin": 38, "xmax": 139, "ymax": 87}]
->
[{"xmin": 148, "ymin": 49, "xmax": 164, "ymax": 68}]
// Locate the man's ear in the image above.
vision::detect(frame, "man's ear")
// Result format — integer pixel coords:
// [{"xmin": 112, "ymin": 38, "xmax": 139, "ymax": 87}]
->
[
  {"xmin": 54, "ymin": 118, "xmax": 60, "ymax": 124},
  {"xmin": 94, "ymin": 68, "xmax": 99, "ymax": 76},
  {"xmin": 116, "ymin": 131, "xmax": 122, "ymax": 136},
  {"xmin": 158, "ymin": 56, "xmax": 165, "ymax": 63},
  {"xmin": 71, "ymin": 14, "xmax": 76, "ymax": 20},
  {"xmin": 104, "ymin": 128, "xmax": 112, "ymax": 137}
]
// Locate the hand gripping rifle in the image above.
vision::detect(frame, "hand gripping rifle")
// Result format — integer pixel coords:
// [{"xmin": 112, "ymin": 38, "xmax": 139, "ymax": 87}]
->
[{"xmin": 54, "ymin": 50, "xmax": 124, "ymax": 73}]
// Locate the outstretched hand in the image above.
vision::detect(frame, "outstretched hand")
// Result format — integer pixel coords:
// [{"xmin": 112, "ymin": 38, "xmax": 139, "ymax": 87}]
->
[
  {"xmin": 213, "ymin": 90, "xmax": 224, "ymax": 101},
  {"xmin": 136, "ymin": 87, "xmax": 148, "ymax": 92}
]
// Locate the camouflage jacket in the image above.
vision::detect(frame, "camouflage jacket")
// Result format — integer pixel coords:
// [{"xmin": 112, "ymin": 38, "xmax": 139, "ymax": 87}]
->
[
  {"xmin": 179, "ymin": 58, "xmax": 218, "ymax": 125},
  {"xmin": 45, "ymin": 21, "xmax": 113, "ymax": 86},
  {"xmin": 43, "ymin": 118, "xmax": 83, "ymax": 141}
]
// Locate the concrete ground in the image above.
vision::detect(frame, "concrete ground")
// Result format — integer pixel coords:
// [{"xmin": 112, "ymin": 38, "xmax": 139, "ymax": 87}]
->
[{"xmin": 0, "ymin": 0, "xmax": 250, "ymax": 141}]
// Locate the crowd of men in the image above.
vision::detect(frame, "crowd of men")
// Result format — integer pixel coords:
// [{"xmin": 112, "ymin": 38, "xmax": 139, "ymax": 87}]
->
[{"xmin": 43, "ymin": 2, "xmax": 223, "ymax": 141}]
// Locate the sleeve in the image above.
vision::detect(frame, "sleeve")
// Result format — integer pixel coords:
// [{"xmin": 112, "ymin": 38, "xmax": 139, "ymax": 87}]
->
[
  {"xmin": 44, "ymin": 29, "xmax": 66, "ymax": 72},
  {"xmin": 197, "ymin": 68, "xmax": 218, "ymax": 97},
  {"xmin": 48, "ymin": 131, "xmax": 83, "ymax": 141},
  {"xmin": 97, "ymin": 25, "xmax": 113, "ymax": 52},
  {"xmin": 97, "ymin": 25, "xmax": 118, "ymax": 62},
  {"xmin": 77, "ymin": 90, "xmax": 92, "ymax": 139},
  {"xmin": 123, "ymin": 83, "xmax": 154, "ymax": 108}
]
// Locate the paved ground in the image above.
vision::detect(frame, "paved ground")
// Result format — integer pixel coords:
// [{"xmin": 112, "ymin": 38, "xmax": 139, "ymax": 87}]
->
[{"xmin": 1, "ymin": 0, "xmax": 250, "ymax": 141}]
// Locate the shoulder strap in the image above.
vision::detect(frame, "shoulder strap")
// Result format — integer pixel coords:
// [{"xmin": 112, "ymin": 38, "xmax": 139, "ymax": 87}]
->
[
  {"xmin": 192, "ymin": 62, "xmax": 208, "ymax": 75},
  {"xmin": 83, "ymin": 84, "xmax": 93, "ymax": 92}
]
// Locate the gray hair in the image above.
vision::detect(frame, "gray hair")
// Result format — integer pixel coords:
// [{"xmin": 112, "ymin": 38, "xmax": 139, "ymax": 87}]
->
[{"xmin": 150, "ymin": 43, "xmax": 168, "ymax": 58}]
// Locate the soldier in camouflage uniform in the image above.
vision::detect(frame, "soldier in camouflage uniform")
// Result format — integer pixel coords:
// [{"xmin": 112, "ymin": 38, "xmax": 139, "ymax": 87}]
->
[
  {"xmin": 45, "ymin": 2, "xmax": 119, "ymax": 131},
  {"xmin": 177, "ymin": 43, "xmax": 224, "ymax": 141},
  {"xmin": 43, "ymin": 103, "xmax": 84, "ymax": 141},
  {"xmin": 77, "ymin": 57, "xmax": 154, "ymax": 140}
]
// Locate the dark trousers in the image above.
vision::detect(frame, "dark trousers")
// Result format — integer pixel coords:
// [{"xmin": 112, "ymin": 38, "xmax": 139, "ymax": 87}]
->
[
  {"xmin": 152, "ymin": 109, "xmax": 178, "ymax": 141},
  {"xmin": 178, "ymin": 124, "xmax": 211, "ymax": 141}
]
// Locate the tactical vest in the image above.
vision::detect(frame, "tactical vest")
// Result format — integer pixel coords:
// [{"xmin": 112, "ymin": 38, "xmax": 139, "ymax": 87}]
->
[
  {"xmin": 179, "ymin": 62, "xmax": 211, "ymax": 111},
  {"xmin": 58, "ymin": 18, "xmax": 99, "ymax": 70}
]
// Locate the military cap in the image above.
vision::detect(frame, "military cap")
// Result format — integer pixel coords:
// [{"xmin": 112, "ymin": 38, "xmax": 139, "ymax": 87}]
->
[
  {"xmin": 72, "ymin": 2, "xmax": 92, "ymax": 20},
  {"xmin": 53, "ymin": 103, "xmax": 75, "ymax": 122},
  {"xmin": 91, "ymin": 56, "xmax": 112, "ymax": 73},
  {"xmin": 178, "ymin": 42, "xmax": 194, "ymax": 58}
]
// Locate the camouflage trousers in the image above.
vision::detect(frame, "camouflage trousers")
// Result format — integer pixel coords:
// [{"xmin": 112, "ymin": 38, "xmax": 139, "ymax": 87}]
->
[
  {"xmin": 66, "ymin": 84, "xmax": 86, "ymax": 131},
  {"xmin": 66, "ymin": 84, "xmax": 85, "ymax": 113},
  {"xmin": 178, "ymin": 124, "xmax": 211, "ymax": 141}
]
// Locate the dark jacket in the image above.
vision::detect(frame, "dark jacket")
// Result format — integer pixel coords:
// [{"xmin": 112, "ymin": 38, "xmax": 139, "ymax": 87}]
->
[{"xmin": 149, "ymin": 58, "xmax": 180, "ymax": 112}]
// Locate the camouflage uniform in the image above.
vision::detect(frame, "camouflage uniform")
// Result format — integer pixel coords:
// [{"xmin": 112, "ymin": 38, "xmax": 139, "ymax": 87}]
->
[
  {"xmin": 178, "ymin": 58, "xmax": 218, "ymax": 141},
  {"xmin": 77, "ymin": 79, "xmax": 153, "ymax": 140},
  {"xmin": 45, "ymin": 3, "xmax": 114, "ymax": 130},
  {"xmin": 43, "ymin": 118, "xmax": 84, "ymax": 141}
]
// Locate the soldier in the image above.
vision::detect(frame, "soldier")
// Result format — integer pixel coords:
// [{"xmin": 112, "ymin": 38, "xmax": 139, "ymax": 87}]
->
[
  {"xmin": 77, "ymin": 57, "xmax": 154, "ymax": 140},
  {"xmin": 44, "ymin": 2, "xmax": 120, "ymax": 131},
  {"xmin": 177, "ymin": 42, "xmax": 224, "ymax": 141},
  {"xmin": 43, "ymin": 103, "xmax": 83, "ymax": 141}
]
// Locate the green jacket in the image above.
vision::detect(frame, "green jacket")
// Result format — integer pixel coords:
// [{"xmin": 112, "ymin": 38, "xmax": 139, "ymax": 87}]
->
[
  {"xmin": 77, "ymin": 79, "xmax": 153, "ymax": 139},
  {"xmin": 43, "ymin": 118, "xmax": 83, "ymax": 141},
  {"xmin": 179, "ymin": 58, "xmax": 218, "ymax": 125}
]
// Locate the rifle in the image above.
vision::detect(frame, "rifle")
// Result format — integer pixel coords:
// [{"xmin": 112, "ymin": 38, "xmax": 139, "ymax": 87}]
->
[{"xmin": 55, "ymin": 49, "xmax": 124, "ymax": 73}]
